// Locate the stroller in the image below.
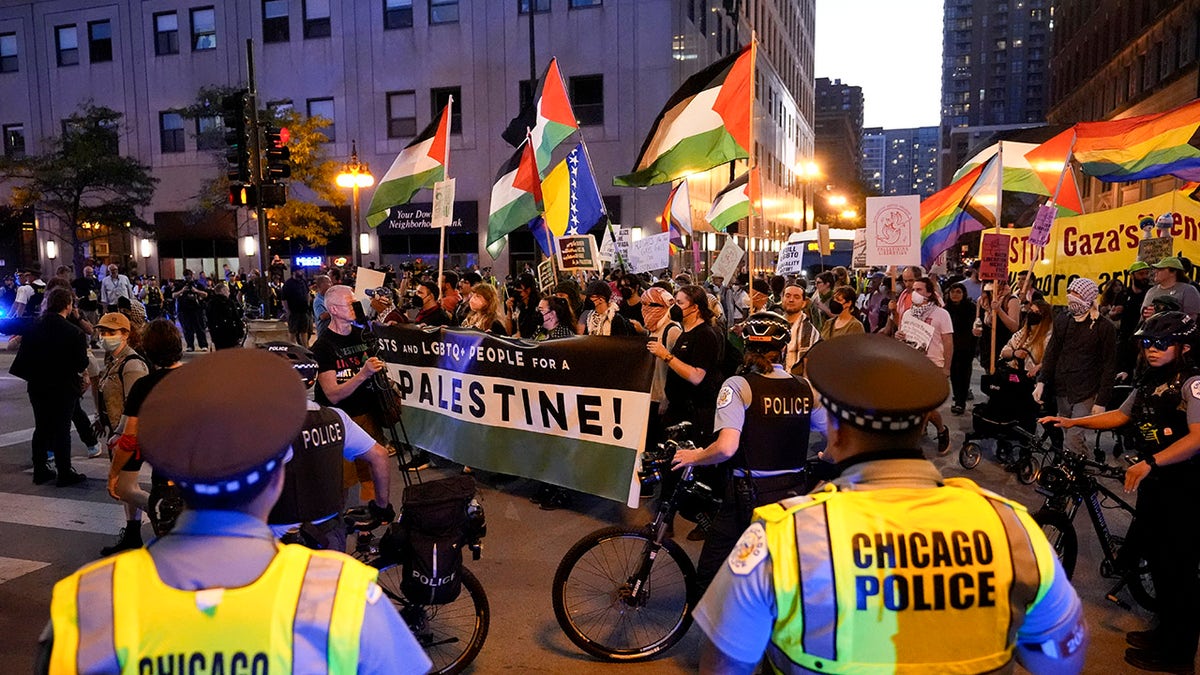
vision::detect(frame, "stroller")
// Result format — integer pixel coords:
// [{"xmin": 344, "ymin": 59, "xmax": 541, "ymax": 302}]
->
[{"xmin": 958, "ymin": 362, "xmax": 1060, "ymax": 483}]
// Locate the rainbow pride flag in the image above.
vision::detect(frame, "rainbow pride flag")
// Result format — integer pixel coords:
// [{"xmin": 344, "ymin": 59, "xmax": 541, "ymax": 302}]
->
[
  {"xmin": 920, "ymin": 155, "xmax": 1000, "ymax": 265},
  {"xmin": 1072, "ymin": 99, "xmax": 1200, "ymax": 182}
]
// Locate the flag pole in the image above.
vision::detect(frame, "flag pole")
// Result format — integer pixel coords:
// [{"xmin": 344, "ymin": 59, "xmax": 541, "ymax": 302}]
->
[
  {"xmin": 436, "ymin": 96, "xmax": 453, "ymax": 300},
  {"xmin": 1027, "ymin": 132, "xmax": 1077, "ymax": 294},
  {"xmin": 747, "ymin": 34, "xmax": 759, "ymax": 278},
  {"xmin": 988, "ymin": 141, "xmax": 1004, "ymax": 375},
  {"xmin": 576, "ymin": 140, "xmax": 625, "ymax": 272}
]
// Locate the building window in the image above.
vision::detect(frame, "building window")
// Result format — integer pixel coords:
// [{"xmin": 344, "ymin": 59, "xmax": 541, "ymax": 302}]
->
[
  {"xmin": 303, "ymin": 0, "xmax": 331, "ymax": 38},
  {"xmin": 196, "ymin": 114, "xmax": 223, "ymax": 150},
  {"xmin": 56, "ymin": 25, "xmax": 79, "ymax": 67},
  {"xmin": 430, "ymin": 86, "xmax": 462, "ymax": 134},
  {"xmin": 154, "ymin": 12, "xmax": 179, "ymax": 55},
  {"xmin": 307, "ymin": 98, "xmax": 335, "ymax": 141},
  {"xmin": 88, "ymin": 20, "xmax": 113, "ymax": 63},
  {"xmin": 384, "ymin": 0, "xmax": 414, "ymax": 29},
  {"xmin": 63, "ymin": 117, "xmax": 118, "ymax": 155},
  {"xmin": 519, "ymin": 0, "xmax": 551, "ymax": 13},
  {"xmin": 160, "ymin": 112, "xmax": 185, "ymax": 153},
  {"xmin": 263, "ymin": 0, "xmax": 290, "ymax": 43},
  {"xmin": 570, "ymin": 74, "xmax": 603, "ymax": 126},
  {"xmin": 387, "ymin": 90, "xmax": 417, "ymax": 138},
  {"xmin": 191, "ymin": 7, "xmax": 216, "ymax": 51},
  {"xmin": 430, "ymin": 0, "xmax": 459, "ymax": 24},
  {"xmin": 3, "ymin": 123, "xmax": 25, "ymax": 158},
  {"xmin": 0, "ymin": 33, "xmax": 16, "ymax": 73},
  {"xmin": 569, "ymin": 0, "xmax": 602, "ymax": 7},
  {"xmin": 518, "ymin": 78, "xmax": 536, "ymax": 111}
]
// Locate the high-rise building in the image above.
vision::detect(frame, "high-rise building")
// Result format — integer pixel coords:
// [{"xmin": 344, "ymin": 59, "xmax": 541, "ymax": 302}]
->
[
  {"xmin": 0, "ymin": 0, "xmax": 815, "ymax": 279},
  {"xmin": 862, "ymin": 126, "xmax": 940, "ymax": 198},
  {"xmin": 940, "ymin": 0, "xmax": 1052, "ymax": 185},
  {"xmin": 1047, "ymin": 0, "xmax": 1200, "ymax": 212},
  {"xmin": 814, "ymin": 77, "xmax": 863, "ymax": 211}
]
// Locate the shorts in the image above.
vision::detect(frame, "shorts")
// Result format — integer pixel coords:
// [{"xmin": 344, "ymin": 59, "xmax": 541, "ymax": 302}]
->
[{"xmin": 289, "ymin": 311, "xmax": 313, "ymax": 335}]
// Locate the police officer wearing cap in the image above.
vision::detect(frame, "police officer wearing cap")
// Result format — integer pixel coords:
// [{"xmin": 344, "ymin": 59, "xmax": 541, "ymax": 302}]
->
[
  {"xmin": 259, "ymin": 341, "xmax": 395, "ymax": 552},
  {"xmin": 694, "ymin": 334, "xmax": 1086, "ymax": 675},
  {"xmin": 1042, "ymin": 311, "xmax": 1200, "ymax": 673},
  {"xmin": 37, "ymin": 349, "xmax": 431, "ymax": 675},
  {"xmin": 672, "ymin": 311, "xmax": 827, "ymax": 594}
]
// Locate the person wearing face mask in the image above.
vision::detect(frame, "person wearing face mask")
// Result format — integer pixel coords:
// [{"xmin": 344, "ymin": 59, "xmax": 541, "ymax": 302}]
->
[
  {"xmin": 534, "ymin": 296, "xmax": 576, "ymax": 341},
  {"xmin": 616, "ymin": 276, "xmax": 647, "ymax": 334},
  {"xmin": 639, "ymin": 286, "xmax": 680, "ymax": 448},
  {"xmin": 93, "ymin": 313, "xmax": 151, "ymax": 554},
  {"xmin": 579, "ymin": 279, "xmax": 633, "ymax": 336},
  {"xmin": 896, "ymin": 277, "xmax": 954, "ymax": 454},
  {"xmin": 944, "ymin": 282, "xmax": 978, "ymax": 414},
  {"xmin": 1034, "ymin": 277, "xmax": 1117, "ymax": 460},
  {"xmin": 818, "ymin": 285, "xmax": 864, "ymax": 340},
  {"xmin": 1000, "ymin": 295, "xmax": 1054, "ymax": 380}
]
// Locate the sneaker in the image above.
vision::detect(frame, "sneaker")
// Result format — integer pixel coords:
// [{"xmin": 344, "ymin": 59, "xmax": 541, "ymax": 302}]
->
[
  {"xmin": 56, "ymin": 468, "xmax": 87, "ymax": 488},
  {"xmin": 46, "ymin": 451, "xmax": 55, "ymax": 462},
  {"xmin": 86, "ymin": 445, "xmax": 102, "ymax": 459},
  {"xmin": 950, "ymin": 404, "xmax": 965, "ymax": 415},
  {"xmin": 539, "ymin": 487, "xmax": 573, "ymax": 511},
  {"xmin": 33, "ymin": 465, "xmax": 57, "ymax": 485},
  {"xmin": 1126, "ymin": 630, "xmax": 1160, "ymax": 651},
  {"xmin": 1124, "ymin": 647, "xmax": 1195, "ymax": 674},
  {"xmin": 937, "ymin": 427, "xmax": 951, "ymax": 455}
]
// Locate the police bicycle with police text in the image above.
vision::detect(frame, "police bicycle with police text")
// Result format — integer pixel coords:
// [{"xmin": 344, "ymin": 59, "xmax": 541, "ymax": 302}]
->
[
  {"xmin": 1031, "ymin": 448, "xmax": 1156, "ymax": 611},
  {"xmin": 551, "ymin": 422, "xmax": 720, "ymax": 661}
]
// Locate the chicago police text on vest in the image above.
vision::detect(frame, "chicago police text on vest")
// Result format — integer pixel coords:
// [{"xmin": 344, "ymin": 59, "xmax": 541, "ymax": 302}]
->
[
  {"xmin": 852, "ymin": 529, "xmax": 997, "ymax": 611},
  {"xmin": 138, "ymin": 651, "xmax": 268, "ymax": 674}
]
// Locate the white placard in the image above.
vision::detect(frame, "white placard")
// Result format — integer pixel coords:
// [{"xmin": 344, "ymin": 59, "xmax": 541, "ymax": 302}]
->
[
  {"xmin": 628, "ymin": 231, "xmax": 671, "ymax": 273},
  {"xmin": 775, "ymin": 241, "xmax": 805, "ymax": 275},
  {"xmin": 852, "ymin": 229, "xmax": 867, "ymax": 268},
  {"xmin": 711, "ymin": 239, "xmax": 745, "ymax": 283},
  {"xmin": 431, "ymin": 178, "xmax": 456, "ymax": 229},
  {"xmin": 614, "ymin": 226, "xmax": 632, "ymax": 267},
  {"xmin": 598, "ymin": 226, "xmax": 615, "ymax": 263},
  {"xmin": 353, "ymin": 267, "xmax": 387, "ymax": 302},
  {"xmin": 865, "ymin": 195, "xmax": 922, "ymax": 266},
  {"xmin": 898, "ymin": 314, "xmax": 935, "ymax": 353}
]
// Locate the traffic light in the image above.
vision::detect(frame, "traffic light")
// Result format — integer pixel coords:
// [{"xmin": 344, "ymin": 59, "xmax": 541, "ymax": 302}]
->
[
  {"xmin": 228, "ymin": 184, "xmax": 257, "ymax": 207},
  {"xmin": 259, "ymin": 182, "xmax": 287, "ymax": 208},
  {"xmin": 222, "ymin": 90, "xmax": 251, "ymax": 184},
  {"xmin": 263, "ymin": 125, "xmax": 291, "ymax": 180}
]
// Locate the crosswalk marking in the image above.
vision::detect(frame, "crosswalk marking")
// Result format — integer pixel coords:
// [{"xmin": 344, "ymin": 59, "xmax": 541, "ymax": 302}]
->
[
  {"xmin": 0, "ymin": 426, "xmax": 33, "ymax": 448},
  {"xmin": 0, "ymin": 556, "xmax": 50, "ymax": 584},
  {"xmin": 0, "ymin": 491, "xmax": 127, "ymax": 534}
]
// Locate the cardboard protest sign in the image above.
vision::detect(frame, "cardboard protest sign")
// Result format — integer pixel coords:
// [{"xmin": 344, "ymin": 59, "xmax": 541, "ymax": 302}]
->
[
  {"xmin": 1029, "ymin": 203, "xmax": 1055, "ymax": 247},
  {"xmin": 979, "ymin": 232, "xmax": 1011, "ymax": 280},
  {"xmin": 865, "ymin": 195, "xmax": 922, "ymax": 266},
  {"xmin": 898, "ymin": 314, "xmax": 935, "ymax": 353},
  {"xmin": 775, "ymin": 241, "xmax": 805, "ymax": 275},
  {"xmin": 711, "ymin": 238, "xmax": 745, "ymax": 283},
  {"xmin": 1137, "ymin": 236, "xmax": 1173, "ymax": 265},
  {"xmin": 537, "ymin": 259, "xmax": 555, "ymax": 293},
  {"xmin": 557, "ymin": 234, "xmax": 600, "ymax": 271},
  {"xmin": 353, "ymin": 267, "xmax": 387, "ymax": 302},
  {"xmin": 628, "ymin": 231, "xmax": 671, "ymax": 273}
]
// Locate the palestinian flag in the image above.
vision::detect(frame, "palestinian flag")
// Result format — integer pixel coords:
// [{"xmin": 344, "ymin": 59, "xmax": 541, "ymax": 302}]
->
[
  {"xmin": 614, "ymin": 44, "xmax": 753, "ymax": 187},
  {"xmin": 705, "ymin": 168, "xmax": 759, "ymax": 231},
  {"xmin": 487, "ymin": 140, "xmax": 543, "ymax": 247},
  {"xmin": 366, "ymin": 104, "xmax": 450, "ymax": 227},
  {"xmin": 502, "ymin": 58, "xmax": 579, "ymax": 174}
]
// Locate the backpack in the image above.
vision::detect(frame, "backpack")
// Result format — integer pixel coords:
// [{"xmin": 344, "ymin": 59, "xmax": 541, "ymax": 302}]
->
[{"xmin": 381, "ymin": 475, "xmax": 482, "ymax": 605}]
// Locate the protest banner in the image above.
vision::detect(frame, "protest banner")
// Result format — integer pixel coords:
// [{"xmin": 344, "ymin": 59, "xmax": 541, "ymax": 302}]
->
[
  {"xmin": 374, "ymin": 325, "xmax": 654, "ymax": 505},
  {"xmin": 711, "ymin": 238, "xmax": 745, "ymax": 282},
  {"xmin": 1137, "ymin": 236, "xmax": 1173, "ymax": 265},
  {"xmin": 557, "ymin": 234, "xmax": 600, "ymax": 271},
  {"xmin": 1003, "ymin": 188, "xmax": 1200, "ymax": 303},
  {"xmin": 537, "ymin": 258, "xmax": 555, "ymax": 293},
  {"xmin": 865, "ymin": 195, "xmax": 922, "ymax": 266},
  {"xmin": 979, "ymin": 233, "xmax": 1011, "ymax": 280},
  {"xmin": 775, "ymin": 241, "xmax": 805, "ymax": 275},
  {"xmin": 628, "ymin": 231, "xmax": 671, "ymax": 273}
]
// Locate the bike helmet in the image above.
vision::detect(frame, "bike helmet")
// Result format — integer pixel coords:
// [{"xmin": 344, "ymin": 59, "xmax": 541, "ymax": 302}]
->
[
  {"xmin": 1135, "ymin": 311, "xmax": 1197, "ymax": 344},
  {"xmin": 257, "ymin": 341, "xmax": 319, "ymax": 388},
  {"xmin": 742, "ymin": 311, "xmax": 791, "ymax": 352}
]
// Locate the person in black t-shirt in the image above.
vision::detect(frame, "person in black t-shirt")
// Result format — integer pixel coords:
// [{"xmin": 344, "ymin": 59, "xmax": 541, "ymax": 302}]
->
[{"xmin": 649, "ymin": 284, "xmax": 724, "ymax": 442}]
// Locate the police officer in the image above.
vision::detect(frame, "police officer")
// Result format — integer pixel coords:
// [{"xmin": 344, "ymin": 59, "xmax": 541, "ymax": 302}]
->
[
  {"xmin": 38, "ymin": 349, "xmax": 431, "ymax": 674},
  {"xmin": 259, "ymin": 342, "xmax": 395, "ymax": 551},
  {"xmin": 671, "ymin": 311, "xmax": 827, "ymax": 594},
  {"xmin": 695, "ymin": 334, "xmax": 1086, "ymax": 674},
  {"xmin": 1042, "ymin": 311, "xmax": 1200, "ymax": 673}
]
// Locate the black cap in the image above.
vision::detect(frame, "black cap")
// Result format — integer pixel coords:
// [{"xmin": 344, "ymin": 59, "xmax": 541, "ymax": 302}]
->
[
  {"xmin": 585, "ymin": 280, "xmax": 612, "ymax": 299},
  {"xmin": 139, "ymin": 349, "xmax": 308, "ymax": 495},
  {"xmin": 806, "ymin": 334, "xmax": 947, "ymax": 432}
]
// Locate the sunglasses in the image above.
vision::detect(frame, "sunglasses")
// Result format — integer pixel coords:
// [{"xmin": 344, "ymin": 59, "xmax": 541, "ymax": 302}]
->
[
  {"xmin": 644, "ymin": 303, "xmax": 667, "ymax": 308},
  {"xmin": 1141, "ymin": 337, "xmax": 1178, "ymax": 350}
]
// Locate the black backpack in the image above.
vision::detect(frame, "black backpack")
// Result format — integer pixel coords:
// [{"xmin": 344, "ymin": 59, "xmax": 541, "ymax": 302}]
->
[{"xmin": 381, "ymin": 475, "xmax": 483, "ymax": 605}]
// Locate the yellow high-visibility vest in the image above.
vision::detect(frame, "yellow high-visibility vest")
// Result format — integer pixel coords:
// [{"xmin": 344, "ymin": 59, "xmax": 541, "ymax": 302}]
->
[
  {"xmin": 756, "ymin": 477, "xmax": 1056, "ymax": 674},
  {"xmin": 50, "ymin": 544, "xmax": 376, "ymax": 674}
]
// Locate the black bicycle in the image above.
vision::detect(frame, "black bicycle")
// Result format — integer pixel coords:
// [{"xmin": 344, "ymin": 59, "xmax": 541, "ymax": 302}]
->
[
  {"xmin": 551, "ymin": 422, "xmax": 719, "ymax": 661},
  {"xmin": 344, "ymin": 501, "xmax": 490, "ymax": 675},
  {"xmin": 1031, "ymin": 449, "xmax": 1155, "ymax": 611}
]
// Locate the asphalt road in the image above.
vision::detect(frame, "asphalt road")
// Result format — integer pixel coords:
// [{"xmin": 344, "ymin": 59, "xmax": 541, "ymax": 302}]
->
[{"xmin": 0, "ymin": 343, "xmax": 1167, "ymax": 673}]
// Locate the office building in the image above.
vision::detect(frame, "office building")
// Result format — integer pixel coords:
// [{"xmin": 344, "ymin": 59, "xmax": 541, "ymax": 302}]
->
[{"xmin": 861, "ymin": 126, "xmax": 940, "ymax": 198}]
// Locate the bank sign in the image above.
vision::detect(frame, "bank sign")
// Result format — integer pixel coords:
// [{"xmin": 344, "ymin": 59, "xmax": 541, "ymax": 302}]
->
[{"xmin": 376, "ymin": 201, "xmax": 479, "ymax": 235}]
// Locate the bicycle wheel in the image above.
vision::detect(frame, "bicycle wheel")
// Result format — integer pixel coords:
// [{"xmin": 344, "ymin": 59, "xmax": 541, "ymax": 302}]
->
[
  {"xmin": 376, "ymin": 564, "xmax": 489, "ymax": 675},
  {"xmin": 1016, "ymin": 456, "xmax": 1040, "ymax": 485},
  {"xmin": 1033, "ymin": 509, "xmax": 1078, "ymax": 579},
  {"xmin": 552, "ymin": 525, "xmax": 698, "ymax": 661},
  {"xmin": 1124, "ymin": 556, "xmax": 1157, "ymax": 612},
  {"xmin": 959, "ymin": 441, "xmax": 982, "ymax": 469}
]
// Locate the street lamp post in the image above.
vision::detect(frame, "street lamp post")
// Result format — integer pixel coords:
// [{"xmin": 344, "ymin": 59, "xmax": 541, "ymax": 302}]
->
[{"xmin": 336, "ymin": 140, "xmax": 375, "ymax": 269}]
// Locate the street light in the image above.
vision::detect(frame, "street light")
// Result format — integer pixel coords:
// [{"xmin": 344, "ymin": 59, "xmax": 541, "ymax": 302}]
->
[
  {"xmin": 798, "ymin": 161, "xmax": 820, "ymax": 231},
  {"xmin": 336, "ymin": 140, "xmax": 375, "ymax": 268}
]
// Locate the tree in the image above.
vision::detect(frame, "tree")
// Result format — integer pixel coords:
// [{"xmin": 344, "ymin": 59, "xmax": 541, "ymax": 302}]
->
[
  {"xmin": 182, "ymin": 86, "xmax": 346, "ymax": 248},
  {"xmin": 0, "ymin": 104, "xmax": 158, "ymax": 273}
]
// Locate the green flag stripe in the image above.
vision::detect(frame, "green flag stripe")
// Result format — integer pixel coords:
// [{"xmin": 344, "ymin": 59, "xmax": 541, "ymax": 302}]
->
[
  {"xmin": 487, "ymin": 191, "xmax": 540, "ymax": 246},
  {"xmin": 613, "ymin": 126, "xmax": 747, "ymax": 187},
  {"xmin": 708, "ymin": 201, "xmax": 750, "ymax": 232},
  {"xmin": 365, "ymin": 165, "xmax": 443, "ymax": 227},
  {"xmin": 535, "ymin": 120, "xmax": 577, "ymax": 173}
]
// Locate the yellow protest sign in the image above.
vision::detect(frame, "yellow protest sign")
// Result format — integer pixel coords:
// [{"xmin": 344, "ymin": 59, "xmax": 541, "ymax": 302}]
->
[{"xmin": 1004, "ymin": 188, "xmax": 1200, "ymax": 304}]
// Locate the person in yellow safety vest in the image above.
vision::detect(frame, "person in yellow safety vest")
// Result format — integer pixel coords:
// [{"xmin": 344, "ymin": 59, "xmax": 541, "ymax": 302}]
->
[
  {"xmin": 35, "ymin": 349, "xmax": 431, "ymax": 675},
  {"xmin": 693, "ymin": 333, "xmax": 1087, "ymax": 675}
]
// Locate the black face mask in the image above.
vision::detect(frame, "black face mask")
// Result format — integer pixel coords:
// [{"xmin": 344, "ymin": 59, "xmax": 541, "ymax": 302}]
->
[
  {"xmin": 828, "ymin": 300, "xmax": 844, "ymax": 316},
  {"xmin": 618, "ymin": 286, "xmax": 634, "ymax": 300},
  {"xmin": 669, "ymin": 305, "xmax": 684, "ymax": 323},
  {"xmin": 1027, "ymin": 313, "xmax": 1043, "ymax": 326}
]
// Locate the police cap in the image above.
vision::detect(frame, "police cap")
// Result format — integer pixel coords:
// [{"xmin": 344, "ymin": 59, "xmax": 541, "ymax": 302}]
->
[
  {"xmin": 806, "ymin": 334, "xmax": 948, "ymax": 433},
  {"xmin": 139, "ymin": 349, "xmax": 308, "ymax": 495}
]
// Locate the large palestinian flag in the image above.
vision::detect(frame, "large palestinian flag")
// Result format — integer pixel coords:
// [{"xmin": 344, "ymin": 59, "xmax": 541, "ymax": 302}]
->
[
  {"xmin": 366, "ymin": 104, "xmax": 450, "ymax": 227},
  {"xmin": 487, "ymin": 140, "xmax": 543, "ymax": 247},
  {"xmin": 502, "ymin": 58, "xmax": 579, "ymax": 174},
  {"xmin": 614, "ymin": 44, "xmax": 753, "ymax": 187}
]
